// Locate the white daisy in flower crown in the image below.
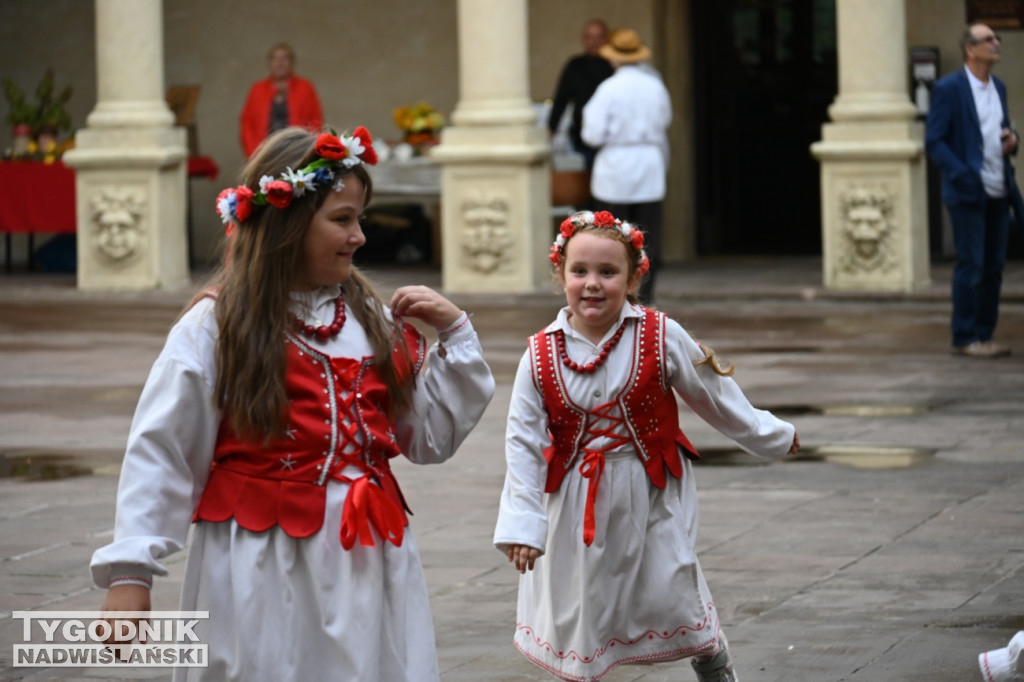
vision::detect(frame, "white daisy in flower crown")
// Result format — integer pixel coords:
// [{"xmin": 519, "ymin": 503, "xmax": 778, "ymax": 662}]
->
[
  {"xmin": 215, "ymin": 126, "xmax": 379, "ymax": 233},
  {"xmin": 281, "ymin": 167, "xmax": 319, "ymax": 196}
]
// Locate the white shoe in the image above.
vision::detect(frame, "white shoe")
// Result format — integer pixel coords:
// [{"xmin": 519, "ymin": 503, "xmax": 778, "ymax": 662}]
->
[
  {"xmin": 953, "ymin": 341, "xmax": 1003, "ymax": 358},
  {"xmin": 984, "ymin": 341, "xmax": 1011, "ymax": 357}
]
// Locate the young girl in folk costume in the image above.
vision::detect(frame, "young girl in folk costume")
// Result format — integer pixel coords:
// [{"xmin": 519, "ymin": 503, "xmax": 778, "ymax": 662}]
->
[
  {"xmin": 494, "ymin": 210, "xmax": 800, "ymax": 682},
  {"xmin": 91, "ymin": 126, "xmax": 495, "ymax": 681}
]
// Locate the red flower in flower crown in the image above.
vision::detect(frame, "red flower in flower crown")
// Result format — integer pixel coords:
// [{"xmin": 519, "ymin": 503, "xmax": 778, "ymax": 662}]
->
[
  {"xmin": 549, "ymin": 243, "xmax": 562, "ymax": 266},
  {"xmin": 630, "ymin": 229, "xmax": 644, "ymax": 250},
  {"xmin": 264, "ymin": 180, "xmax": 294, "ymax": 209},
  {"xmin": 234, "ymin": 186, "xmax": 254, "ymax": 222},
  {"xmin": 351, "ymin": 126, "xmax": 378, "ymax": 165},
  {"xmin": 559, "ymin": 218, "xmax": 574, "ymax": 238},
  {"xmin": 593, "ymin": 211, "xmax": 616, "ymax": 228},
  {"xmin": 315, "ymin": 133, "xmax": 347, "ymax": 161},
  {"xmin": 640, "ymin": 255, "xmax": 651, "ymax": 274}
]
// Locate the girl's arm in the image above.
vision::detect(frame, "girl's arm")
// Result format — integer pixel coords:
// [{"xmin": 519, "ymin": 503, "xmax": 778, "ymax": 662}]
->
[
  {"xmin": 389, "ymin": 286, "xmax": 496, "ymax": 464},
  {"xmin": 90, "ymin": 302, "xmax": 221, "ymax": 591},
  {"xmin": 493, "ymin": 351, "xmax": 550, "ymax": 557},
  {"xmin": 666, "ymin": 319, "xmax": 796, "ymax": 459}
]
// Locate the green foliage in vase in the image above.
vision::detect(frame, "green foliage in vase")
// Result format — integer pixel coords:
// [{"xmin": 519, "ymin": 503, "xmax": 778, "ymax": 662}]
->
[{"xmin": 2, "ymin": 68, "xmax": 73, "ymax": 133}]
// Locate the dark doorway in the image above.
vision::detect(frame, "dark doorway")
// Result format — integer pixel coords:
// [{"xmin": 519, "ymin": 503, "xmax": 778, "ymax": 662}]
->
[{"xmin": 692, "ymin": 0, "xmax": 837, "ymax": 255}]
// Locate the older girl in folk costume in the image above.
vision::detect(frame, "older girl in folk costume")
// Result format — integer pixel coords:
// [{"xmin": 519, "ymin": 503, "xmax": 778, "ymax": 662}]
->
[
  {"xmin": 494, "ymin": 211, "xmax": 800, "ymax": 682},
  {"xmin": 91, "ymin": 126, "xmax": 495, "ymax": 681}
]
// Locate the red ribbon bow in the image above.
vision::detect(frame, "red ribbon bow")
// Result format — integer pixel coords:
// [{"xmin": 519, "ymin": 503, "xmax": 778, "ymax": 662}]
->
[{"xmin": 339, "ymin": 474, "xmax": 407, "ymax": 549}]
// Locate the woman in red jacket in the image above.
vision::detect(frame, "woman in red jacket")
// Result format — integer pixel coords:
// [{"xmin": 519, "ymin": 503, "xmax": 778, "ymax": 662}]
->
[{"xmin": 240, "ymin": 43, "xmax": 323, "ymax": 158}]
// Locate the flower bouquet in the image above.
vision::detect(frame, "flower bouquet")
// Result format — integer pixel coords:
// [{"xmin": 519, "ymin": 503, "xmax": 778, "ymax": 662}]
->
[
  {"xmin": 3, "ymin": 68, "xmax": 74, "ymax": 162},
  {"xmin": 392, "ymin": 101, "xmax": 445, "ymax": 147}
]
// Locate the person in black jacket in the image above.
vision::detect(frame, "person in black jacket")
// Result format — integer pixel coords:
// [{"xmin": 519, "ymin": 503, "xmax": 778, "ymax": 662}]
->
[{"xmin": 547, "ymin": 19, "xmax": 614, "ymax": 169}]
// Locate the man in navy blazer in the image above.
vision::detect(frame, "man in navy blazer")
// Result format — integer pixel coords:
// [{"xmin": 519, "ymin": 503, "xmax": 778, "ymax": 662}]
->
[{"xmin": 926, "ymin": 23, "xmax": 1024, "ymax": 358}]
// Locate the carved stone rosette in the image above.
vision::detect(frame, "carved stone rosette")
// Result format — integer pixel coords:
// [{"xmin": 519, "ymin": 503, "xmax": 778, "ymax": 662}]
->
[
  {"xmin": 837, "ymin": 184, "xmax": 897, "ymax": 274},
  {"xmin": 461, "ymin": 191, "xmax": 514, "ymax": 273},
  {"xmin": 89, "ymin": 185, "xmax": 147, "ymax": 263}
]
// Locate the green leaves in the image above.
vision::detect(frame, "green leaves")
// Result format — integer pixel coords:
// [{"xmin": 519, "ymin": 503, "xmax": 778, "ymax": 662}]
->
[{"xmin": 2, "ymin": 68, "xmax": 74, "ymax": 132}]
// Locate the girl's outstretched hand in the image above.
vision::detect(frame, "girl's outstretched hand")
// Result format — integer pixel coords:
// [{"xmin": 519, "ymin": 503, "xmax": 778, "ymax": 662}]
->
[
  {"xmin": 389, "ymin": 286, "xmax": 462, "ymax": 330},
  {"xmin": 507, "ymin": 544, "xmax": 541, "ymax": 573},
  {"xmin": 789, "ymin": 432, "xmax": 801, "ymax": 454}
]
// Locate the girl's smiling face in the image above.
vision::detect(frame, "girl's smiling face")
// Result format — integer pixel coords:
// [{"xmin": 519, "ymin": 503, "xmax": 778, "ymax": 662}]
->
[
  {"xmin": 559, "ymin": 231, "xmax": 641, "ymax": 343},
  {"xmin": 298, "ymin": 177, "xmax": 366, "ymax": 289}
]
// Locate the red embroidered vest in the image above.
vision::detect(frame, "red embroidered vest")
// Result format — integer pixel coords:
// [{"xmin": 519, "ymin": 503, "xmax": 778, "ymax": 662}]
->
[
  {"xmin": 193, "ymin": 322, "xmax": 426, "ymax": 549},
  {"xmin": 530, "ymin": 308, "xmax": 698, "ymax": 495}
]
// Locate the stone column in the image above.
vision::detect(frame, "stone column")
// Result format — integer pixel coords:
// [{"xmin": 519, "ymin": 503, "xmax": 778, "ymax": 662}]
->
[
  {"xmin": 62, "ymin": 0, "xmax": 188, "ymax": 291},
  {"xmin": 430, "ymin": 0, "xmax": 551, "ymax": 293},
  {"xmin": 810, "ymin": 0, "xmax": 929, "ymax": 291}
]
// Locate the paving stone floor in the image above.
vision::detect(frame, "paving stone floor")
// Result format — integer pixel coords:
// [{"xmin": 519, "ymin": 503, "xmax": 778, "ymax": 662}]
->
[{"xmin": 1, "ymin": 257, "xmax": 1023, "ymax": 681}]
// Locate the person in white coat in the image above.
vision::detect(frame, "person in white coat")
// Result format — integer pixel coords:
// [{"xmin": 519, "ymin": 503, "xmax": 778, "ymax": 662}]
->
[
  {"xmin": 582, "ymin": 28, "xmax": 672, "ymax": 305},
  {"xmin": 91, "ymin": 125, "xmax": 495, "ymax": 681}
]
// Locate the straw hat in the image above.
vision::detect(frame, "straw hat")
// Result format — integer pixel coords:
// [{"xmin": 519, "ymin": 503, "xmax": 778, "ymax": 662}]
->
[{"xmin": 599, "ymin": 28, "xmax": 651, "ymax": 64}]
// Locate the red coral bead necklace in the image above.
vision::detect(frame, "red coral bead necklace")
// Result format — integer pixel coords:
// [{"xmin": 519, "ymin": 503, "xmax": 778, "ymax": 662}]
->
[
  {"xmin": 291, "ymin": 295, "xmax": 346, "ymax": 341},
  {"xmin": 556, "ymin": 320, "xmax": 628, "ymax": 373}
]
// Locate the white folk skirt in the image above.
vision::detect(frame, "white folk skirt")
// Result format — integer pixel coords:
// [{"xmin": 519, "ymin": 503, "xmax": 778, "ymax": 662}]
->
[
  {"xmin": 513, "ymin": 453, "xmax": 720, "ymax": 682},
  {"xmin": 174, "ymin": 477, "xmax": 440, "ymax": 682}
]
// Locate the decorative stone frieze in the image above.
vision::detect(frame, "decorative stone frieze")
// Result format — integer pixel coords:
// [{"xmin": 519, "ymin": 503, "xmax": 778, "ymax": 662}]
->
[
  {"xmin": 89, "ymin": 185, "xmax": 147, "ymax": 263},
  {"xmin": 461, "ymin": 190, "xmax": 514, "ymax": 274},
  {"xmin": 837, "ymin": 184, "xmax": 897, "ymax": 274}
]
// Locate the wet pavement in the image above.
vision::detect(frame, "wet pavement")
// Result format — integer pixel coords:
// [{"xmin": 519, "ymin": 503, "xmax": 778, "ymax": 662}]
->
[{"xmin": 1, "ymin": 256, "xmax": 1023, "ymax": 681}]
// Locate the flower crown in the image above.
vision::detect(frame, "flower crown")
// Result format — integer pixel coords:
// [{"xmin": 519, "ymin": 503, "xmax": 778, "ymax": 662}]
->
[
  {"xmin": 550, "ymin": 210, "xmax": 650, "ymax": 274},
  {"xmin": 216, "ymin": 126, "xmax": 379, "ymax": 231}
]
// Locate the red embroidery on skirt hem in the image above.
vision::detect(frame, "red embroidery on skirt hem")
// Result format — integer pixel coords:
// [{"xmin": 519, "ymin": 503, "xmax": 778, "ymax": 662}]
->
[
  {"xmin": 515, "ymin": 633, "xmax": 717, "ymax": 682},
  {"xmin": 514, "ymin": 602, "xmax": 717, "ymax": 676},
  {"xmin": 981, "ymin": 652, "xmax": 997, "ymax": 682}
]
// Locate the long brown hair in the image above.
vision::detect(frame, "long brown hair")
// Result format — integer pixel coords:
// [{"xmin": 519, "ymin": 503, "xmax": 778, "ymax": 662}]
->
[{"xmin": 200, "ymin": 127, "xmax": 414, "ymax": 442}]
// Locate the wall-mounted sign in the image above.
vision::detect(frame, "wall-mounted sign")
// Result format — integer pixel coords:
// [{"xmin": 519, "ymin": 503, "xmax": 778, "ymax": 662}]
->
[{"xmin": 967, "ymin": 0, "xmax": 1024, "ymax": 28}]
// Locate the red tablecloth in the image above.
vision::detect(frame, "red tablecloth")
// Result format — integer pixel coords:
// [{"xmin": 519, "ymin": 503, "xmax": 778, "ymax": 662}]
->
[
  {"xmin": 0, "ymin": 161, "xmax": 76, "ymax": 234},
  {"xmin": 0, "ymin": 157, "xmax": 217, "ymax": 237}
]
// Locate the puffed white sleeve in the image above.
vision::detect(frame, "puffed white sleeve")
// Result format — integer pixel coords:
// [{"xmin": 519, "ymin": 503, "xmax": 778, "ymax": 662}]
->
[
  {"xmin": 394, "ymin": 312, "xmax": 495, "ymax": 464},
  {"xmin": 493, "ymin": 349, "xmax": 550, "ymax": 555},
  {"xmin": 90, "ymin": 301, "xmax": 221, "ymax": 588},
  {"xmin": 666, "ymin": 319, "xmax": 795, "ymax": 459}
]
